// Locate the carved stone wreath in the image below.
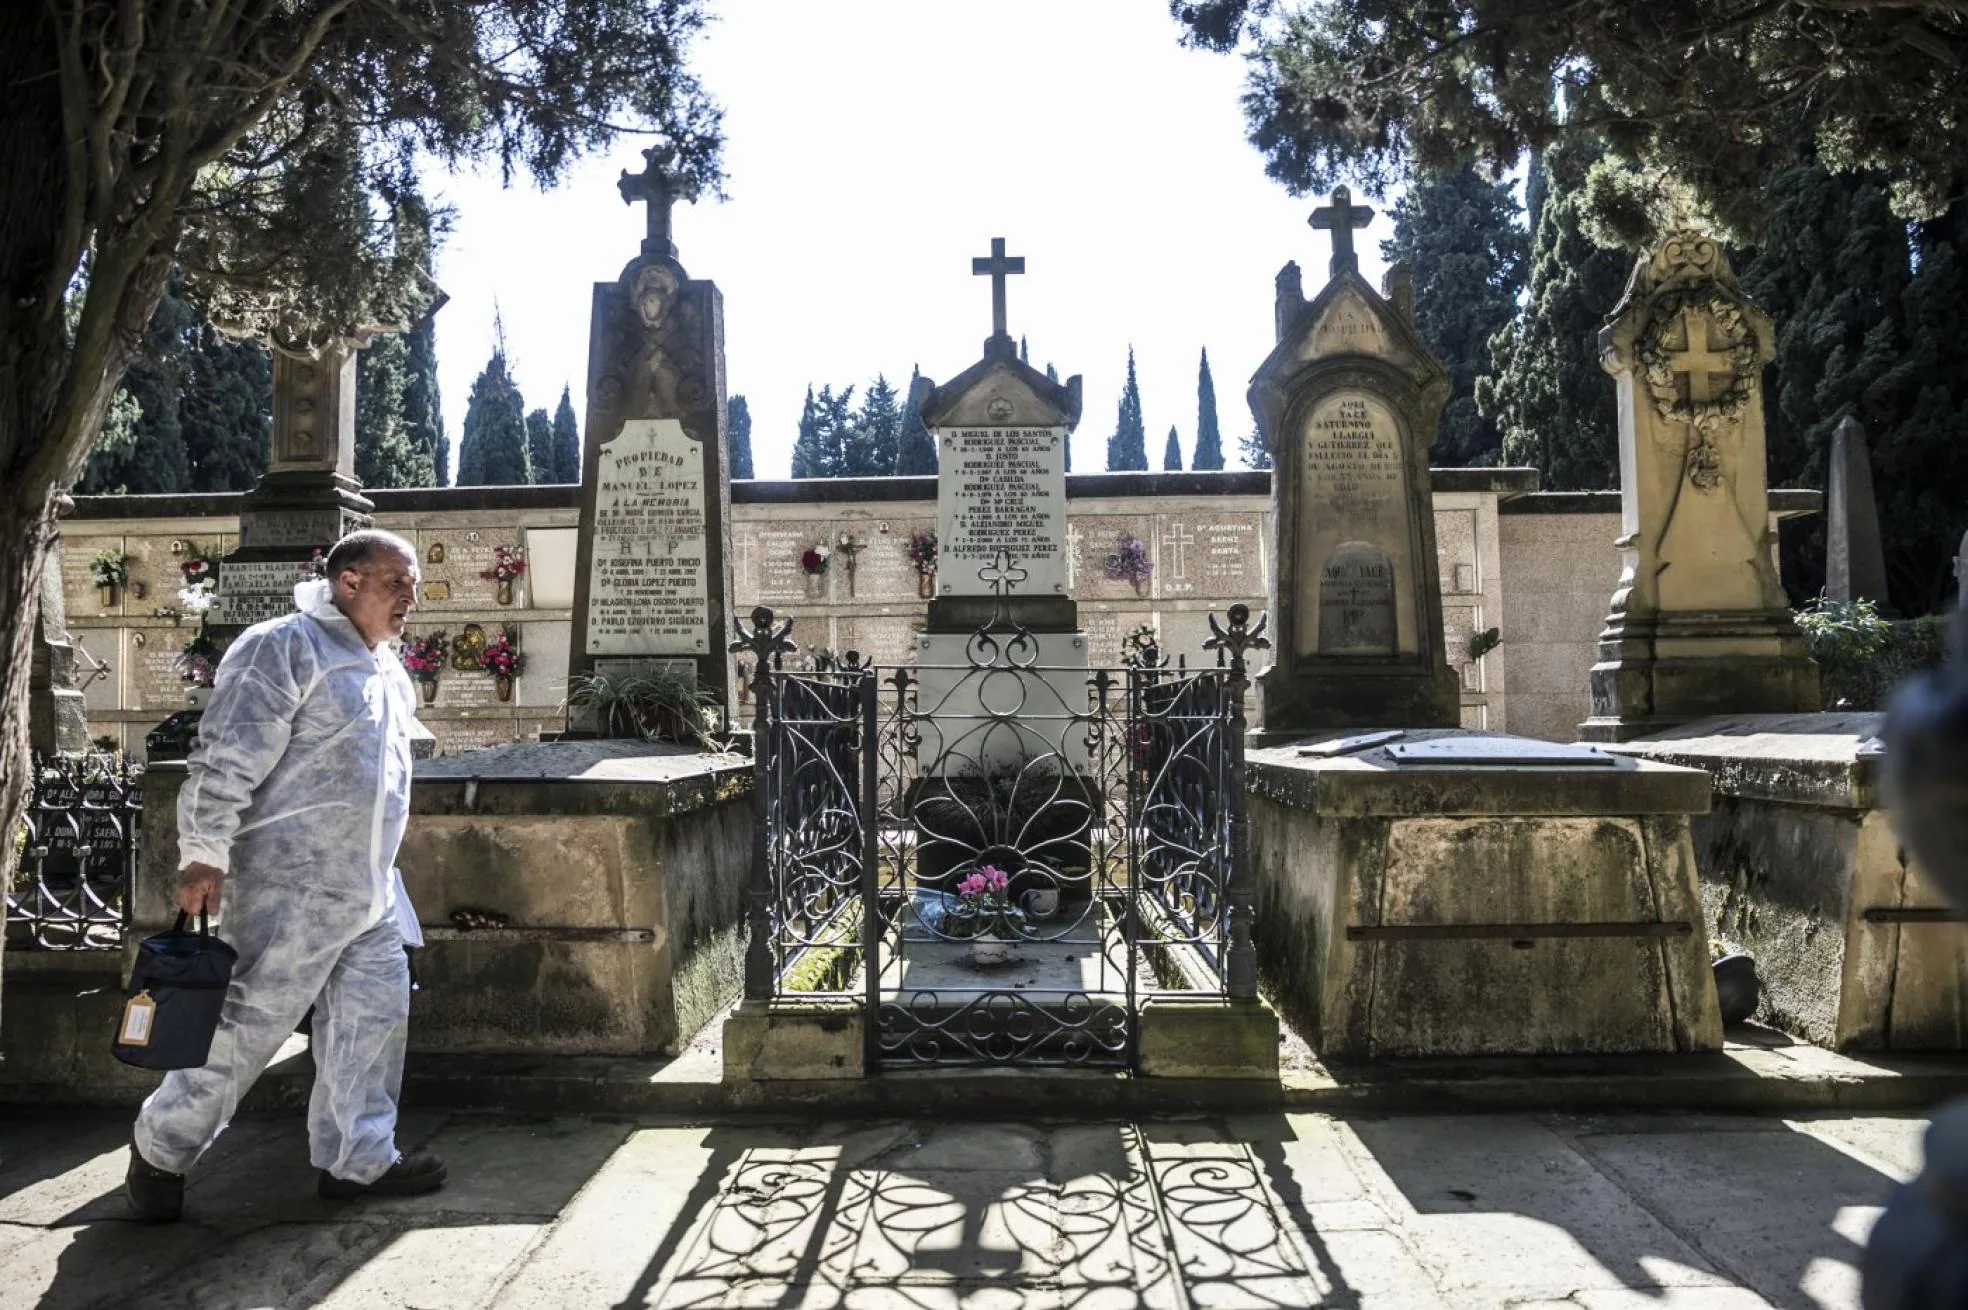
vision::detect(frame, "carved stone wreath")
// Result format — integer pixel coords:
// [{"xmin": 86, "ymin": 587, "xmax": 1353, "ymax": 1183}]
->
[{"xmin": 1635, "ymin": 288, "xmax": 1760, "ymax": 428}]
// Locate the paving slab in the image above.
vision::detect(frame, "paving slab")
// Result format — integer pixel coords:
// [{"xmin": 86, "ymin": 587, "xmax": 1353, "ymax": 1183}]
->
[
  {"xmin": 310, "ymin": 1221, "xmax": 544, "ymax": 1308},
  {"xmin": 383, "ymin": 1114, "xmax": 633, "ymax": 1218}
]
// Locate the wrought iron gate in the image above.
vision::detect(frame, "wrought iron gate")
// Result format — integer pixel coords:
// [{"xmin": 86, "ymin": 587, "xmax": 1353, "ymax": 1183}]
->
[{"xmin": 732, "ymin": 597, "xmax": 1266, "ymax": 1071}]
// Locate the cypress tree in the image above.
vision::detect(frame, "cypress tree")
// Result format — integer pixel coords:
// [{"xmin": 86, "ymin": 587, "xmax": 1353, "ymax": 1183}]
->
[
  {"xmin": 844, "ymin": 375, "xmax": 901, "ymax": 476},
  {"xmin": 404, "ymin": 310, "xmax": 446, "ymax": 485},
  {"xmin": 77, "ymin": 280, "xmax": 197, "ymax": 493},
  {"xmin": 456, "ymin": 344, "xmax": 531, "ymax": 485},
  {"xmin": 726, "ymin": 393, "xmax": 753, "ymax": 479},
  {"xmin": 894, "ymin": 368, "xmax": 936, "ymax": 476},
  {"xmin": 1163, "ymin": 425, "xmax": 1183, "ymax": 471},
  {"xmin": 791, "ymin": 384, "xmax": 855, "ymax": 478},
  {"xmin": 1477, "ymin": 137, "xmax": 1629, "ymax": 489},
  {"xmin": 1383, "ymin": 166, "xmax": 1529, "ymax": 466},
  {"xmin": 550, "ymin": 386, "xmax": 580, "ymax": 482},
  {"xmin": 1239, "ymin": 428, "xmax": 1272, "ymax": 471},
  {"xmin": 180, "ymin": 319, "xmax": 270, "ymax": 492},
  {"xmin": 524, "ymin": 407, "xmax": 553, "ymax": 483},
  {"xmin": 1107, "ymin": 347, "xmax": 1147, "ymax": 471},
  {"xmin": 354, "ymin": 330, "xmax": 433, "ymax": 488},
  {"xmin": 791, "ymin": 386, "xmax": 822, "ymax": 478},
  {"xmin": 1192, "ymin": 348, "xmax": 1225, "ymax": 470}
]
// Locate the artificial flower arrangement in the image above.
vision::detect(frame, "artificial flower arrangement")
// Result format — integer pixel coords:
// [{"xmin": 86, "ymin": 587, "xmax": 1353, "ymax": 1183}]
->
[
  {"xmin": 400, "ymin": 632, "xmax": 450, "ymax": 683},
  {"xmin": 178, "ymin": 554, "xmax": 215, "ymax": 590},
  {"xmin": 904, "ymin": 528, "xmax": 938, "ymax": 577},
  {"xmin": 478, "ymin": 625, "xmax": 526, "ymax": 678},
  {"xmin": 480, "ymin": 545, "xmax": 526, "ymax": 583},
  {"xmin": 177, "ymin": 627, "xmax": 221, "ymax": 688},
  {"xmin": 1104, "ymin": 533, "xmax": 1153, "ymax": 587},
  {"xmin": 90, "ymin": 549, "xmax": 128, "ymax": 600},
  {"xmin": 941, "ymin": 864, "xmax": 1029, "ymax": 941},
  {"xmin": 799, "ymin": 543, "xmax": 831, "ymax": 576}
]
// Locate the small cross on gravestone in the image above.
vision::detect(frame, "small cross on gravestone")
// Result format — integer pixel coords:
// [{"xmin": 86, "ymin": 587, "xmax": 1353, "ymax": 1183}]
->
[
  {"xmin": 1309, "ymin": 186, "xmax": 1375, "ymax": 277},
  {"xmin": 617, "ymin": 144, "xmax": 698, "ymax": 261},
  {"xmin": 1667, "ymin": 308, "xmax": 1732, "ymax": 405}
]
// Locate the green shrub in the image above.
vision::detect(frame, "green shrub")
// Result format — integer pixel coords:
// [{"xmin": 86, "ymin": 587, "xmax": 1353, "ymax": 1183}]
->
[{"xmin": 1796, "ymin": 597, "xmax": 1949, "ymax": 710}]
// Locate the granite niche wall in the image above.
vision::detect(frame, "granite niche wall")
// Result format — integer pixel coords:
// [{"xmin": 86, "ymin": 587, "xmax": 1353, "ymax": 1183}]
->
[{"xmin": 60, "ymin": 472, "xmax": 1821, "ymax": 758}]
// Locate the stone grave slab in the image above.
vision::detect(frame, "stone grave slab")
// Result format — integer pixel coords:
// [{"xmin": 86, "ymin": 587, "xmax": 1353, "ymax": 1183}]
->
[
  {"xmin": 937, "ymin": 426, "xmax": 1068, "ymax": 599},
  {"xmin": 584, "ymin": 418, "xmax": 712, "ymax": 658},
  {"xmin": 1384, "ymin": 737, "xmax": 1619, "ymax": 768}
]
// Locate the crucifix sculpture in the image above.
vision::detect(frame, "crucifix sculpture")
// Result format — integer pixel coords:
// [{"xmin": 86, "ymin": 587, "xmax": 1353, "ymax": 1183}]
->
[
  {"xmin": 1310, "ymin": 186, "xmax": 1375, "ymax": 278},
  {"xmin": 1667, "ymin": 307, "xmax": 1733, "ymax": 405},
  {"xmin": 618, "ymin": 144, "xmax": 697, "ymax": 261},
  {"xmin": 972, "ymin": 236, "xmax": 1025, "ymax": 345}
]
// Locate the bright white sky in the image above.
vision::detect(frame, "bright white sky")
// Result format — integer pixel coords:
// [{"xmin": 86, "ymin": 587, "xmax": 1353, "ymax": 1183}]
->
[{"xmin": 424, "ymin": 1, "xmax": 1396, "ymax": 481}]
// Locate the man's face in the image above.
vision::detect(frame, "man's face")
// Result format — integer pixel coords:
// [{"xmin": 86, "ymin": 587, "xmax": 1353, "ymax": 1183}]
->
[{"xmin": 336, "ymin": 547, "xmax": 420, "ymax": 646}]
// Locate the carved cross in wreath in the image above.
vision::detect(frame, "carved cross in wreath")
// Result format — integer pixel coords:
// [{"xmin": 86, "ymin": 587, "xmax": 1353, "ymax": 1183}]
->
[{"xmin": 1666, "ymin": 307, "xmax": 1734, "ymax": 406}]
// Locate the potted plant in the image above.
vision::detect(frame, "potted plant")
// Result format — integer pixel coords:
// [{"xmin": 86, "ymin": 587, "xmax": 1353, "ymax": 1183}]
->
[
  {"xmin": 400, "ymin": 632, "xmax": 449, "ymax": 704},
  {"xmin": 1104, "ymin": 533, "xmax": 1153, "ymax": 597},
  {"xmin": 481, "ymin": 545, "xmax": 526, "ymax": 606},
  {"xmin": 91, "ymin": 548, "xmax": 128, "ymax": 607},
  {"xmin": 565, "ymin": 665, "xmax": 719, "ymax": 747},
  {"xmin": 478, "ymin": 625, "xmax": 525, "ymax": 702},
  {"xmin": 906, "ymin": 528, "xmax": 938, "ymax": 599},
  {"xmin": 799, "ymin": 543, "xmax": 830, "ymax": 598},
  {"xmin": 942, "ymin": 865, "xmax": 1029, "ymax": 967}
]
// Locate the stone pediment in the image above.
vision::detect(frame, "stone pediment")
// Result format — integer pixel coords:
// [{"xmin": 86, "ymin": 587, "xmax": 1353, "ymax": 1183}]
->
[
  {"xmin": 921, "ymin": 346, "xmax": 1084, "ymax": 432},
  {"xmin": 1248, "ymin": 268, "xmax": 1447, "ymax": 437}
]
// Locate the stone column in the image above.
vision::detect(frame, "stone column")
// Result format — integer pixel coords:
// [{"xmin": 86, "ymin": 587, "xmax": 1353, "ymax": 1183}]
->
[
  {"xmin": 1579, "ymin": 229, "xmax": 1818, "ymax": 741},
  {"xmin": 1826, "ymin": 414, "xmax": 1890, "ymax": 609},
  {"xmin": 568, "ymin": 147, "xmax": 735, "ymax": 732}
]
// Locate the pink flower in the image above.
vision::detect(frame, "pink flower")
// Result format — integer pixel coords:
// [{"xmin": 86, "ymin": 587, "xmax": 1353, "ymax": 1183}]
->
[
  {"xmin": 980, "ymin": 865, "xmax": 1009, "ymax": 892},
  {"xmin": 957, "ymin": 873, "xmax": 986, "ymax": 898}
]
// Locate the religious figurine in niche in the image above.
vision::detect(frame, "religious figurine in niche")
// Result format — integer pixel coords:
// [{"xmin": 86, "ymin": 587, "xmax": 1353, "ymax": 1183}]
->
[
  {"xmin": 450, "ymin": 623, "xmax": 488, "ymax": 673},
  {"xmin": 426, "ymin": 541, "xmax": 445, "ymax": 565}
]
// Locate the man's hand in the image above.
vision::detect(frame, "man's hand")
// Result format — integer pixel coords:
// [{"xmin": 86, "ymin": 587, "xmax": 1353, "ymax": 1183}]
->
[{"xmin": 178, "ymin": 862, "xmax": 223, "ymax": 916}]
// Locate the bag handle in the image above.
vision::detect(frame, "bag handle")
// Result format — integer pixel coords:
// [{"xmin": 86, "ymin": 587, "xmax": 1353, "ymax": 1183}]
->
[{"xmin": 169, "ymin": 907, "xmax": 213, "ymax": 939}]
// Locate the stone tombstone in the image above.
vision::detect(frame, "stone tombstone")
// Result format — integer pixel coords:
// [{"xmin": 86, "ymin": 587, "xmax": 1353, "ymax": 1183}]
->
[
  {"xmin": 1247, "ymin": 187, "xmax": 1458, "ymax": 742},
  {"xmin": 215, "ymin": 338, "xmax": 377, "ymax": 629},
  {"xmin": 1826, "ymin": 414, "xmax": 1890, "ymax": 610},
  {"xmin": 567, "ymin": 146, "xmax": 735, "ymax": 729},
  {"xmin": 1580, "ymin": 229, "xmax": 1818, "ymax": 740}
]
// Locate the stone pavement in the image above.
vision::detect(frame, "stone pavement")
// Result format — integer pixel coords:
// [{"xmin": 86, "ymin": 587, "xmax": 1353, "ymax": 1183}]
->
[{"xmin": 0, "ymin": 1107, "xmax": 1927, "ymax": 1309}]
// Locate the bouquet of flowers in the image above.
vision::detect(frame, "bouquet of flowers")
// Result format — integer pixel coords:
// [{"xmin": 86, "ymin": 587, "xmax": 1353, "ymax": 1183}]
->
[
  {"xmin": 800, "ymin": 544, "xmax": 831, "ymax": 575},
  {"xmin": 1104, "ymin": 533, "xmax": 1152, "ymax": 586},
  {"xmin": 905, "ymin": 528, "xmax": 938, "ymax": 577},
  {"xmin": 178, "ymin": 555, "xmax": 215, "ymax": 589},
  {"xmin": 177, "ymin": 628, "xmax": 221, "ymax": 687},
  {"xmin": 400, "ymin": 632, "xmax": 449, "ymax": 682},
  {"xmin": 481, "ymin": 545, "xmax": 526, "ymax": 583},
  {"xmin": 308, "ymin": 547, "xmax": 328, "ymax": 580},
  {"xmin": 944, "ymin": 864, "xmax": 1028, "ymax": 940},
  {"xmin": 478, "ymin": 625, "xmax": 526, "ymax": 678},
  {"xmin": 89, "ymin": 548, "xmax": 128, "ymax": 588}
]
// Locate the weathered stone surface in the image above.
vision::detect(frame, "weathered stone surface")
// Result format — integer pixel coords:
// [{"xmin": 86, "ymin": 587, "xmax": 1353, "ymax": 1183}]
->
[
  {"xmin": 1250, "ymin": 735, "xmax": 1722, "ymax": 1057},
  {"xmin": 1827, "ymin": 415, "xmax": 1890, "ymax": 608},
  {"xmin": 1135, "ymin": 997, "xmax": 1281, "ymax": 1079},
  {"xmin": 722, "ymin": 999, "xmax": 865, "ymax": 1082},
  {"xmin": 1612, "ymin": 714, "xmax": 1967, "ymax": 1051}
]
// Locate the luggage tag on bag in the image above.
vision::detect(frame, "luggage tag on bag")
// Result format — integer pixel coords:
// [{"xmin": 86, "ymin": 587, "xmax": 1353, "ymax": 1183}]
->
[{"xmin": 118, "ymin": 990, "xmax": 157, "ymax": 1046}]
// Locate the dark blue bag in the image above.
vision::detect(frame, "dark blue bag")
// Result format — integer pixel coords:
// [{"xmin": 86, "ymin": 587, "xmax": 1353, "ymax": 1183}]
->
[{"xmin": 112, "ymin": 910, "xmax": 238, "ymax": 1070}]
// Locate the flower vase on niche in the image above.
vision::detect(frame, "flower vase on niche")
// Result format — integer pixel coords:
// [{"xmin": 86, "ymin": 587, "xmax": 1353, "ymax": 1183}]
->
[
  {"xmin": 496, "ymin": 578, "xmax": 513, "ymax": 606},
  {"xmin": 419, "ymin": 679, "xmax": 438, "ymax": 706},
  {"xmin": 495, "ymin": 675, "xmax": 513, "ymax": 703},
  {"xmin": 906, "ymin": 529, "xmax": 938, "ymax": 603},
  {"xmin": 805, "ymin": 572, "xmax": 825, "ymax": 599},
  {"xmin": 799, "ymin": 544, "xmax": 830, "ymax": 599},
  {"xmin": 918, "ymin": 572, "xmax": 935, "ymax": 600},
  {"xmin": 400, "ymin": 632, "xmax": 449, "ymax": 707},
  {"xmin": 481, "ymin": 545, "xmax": 525, "ymax": 608},
  {"xmin": 478, "ymin": 626, "xmax": 524, "ymax": 705}
]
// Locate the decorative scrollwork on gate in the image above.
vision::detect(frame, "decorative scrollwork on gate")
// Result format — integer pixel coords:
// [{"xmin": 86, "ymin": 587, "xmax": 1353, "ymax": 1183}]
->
[{"xmin": 4, "ymin": 754, "xmax": 142, "ymax": 951}]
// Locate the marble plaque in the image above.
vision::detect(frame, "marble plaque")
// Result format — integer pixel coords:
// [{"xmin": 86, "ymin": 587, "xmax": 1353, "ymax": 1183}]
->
[
  {"xmin": 216, "ymin": 559, "xmax": 310, "ymax": 626},
  {"xmin": 1308, "ymin": 287, "xmax": 1398, "ymax": 362},
  {"xmin": 938, "ymin": 427, "xmax": 1067, "ymax": 598},
  {"xmin": 1317, "ymin": 542, "xmax": 1396, "ymax": 654},
  {"xmin": 239, "ymin": 507, "xmax": 350, "ymax": 551},
  {"xmin": 415, "ymin": 535, "xmax": 501, "ymax": 611},
  {"xmin": 836, "ymin": 615, "xmax": 920, "ymax": 668},
  {"xmin": 585, "ymin": 418, "xmax": 710, "ymax": 657},
  {"xmin": 751, "ymin": 526, "xmax": 818, "ymax": 606},
  {"xmin": 420, "ymin": 717, "xmax": 517, "ymax": 757},
  {"xmin": 1069, "ymin": 514, "xmax": 1158, "ymax": 601},
  {"xmin": 131, "ymin": 634, "xmax": 189, "ymax": 713},
  {"xmin": 1157, "ymin": 514, "xmax": 1263, "ymax": 598},
  {"xmin": 846, "ymin": 521, "xmax": 933, "ymax": 602}
]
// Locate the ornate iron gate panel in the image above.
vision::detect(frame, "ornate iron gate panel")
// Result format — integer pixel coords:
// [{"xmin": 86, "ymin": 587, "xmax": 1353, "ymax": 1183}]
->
[
  {"xmin": 734, "ymin": 603, "xmax": 1266, "ymax": 1071},
  {"xmin": 4, "ymin": 754, "xmax": 143, "ymax": 951}
]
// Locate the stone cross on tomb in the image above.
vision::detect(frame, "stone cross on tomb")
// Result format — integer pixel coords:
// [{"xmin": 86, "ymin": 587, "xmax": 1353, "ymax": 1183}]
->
[
  {"xmin": 972, "ymin": 236, "xmax": 1025, "ymax": 343},
  {"xmin": 618, "ymin": 144, "xmax": 696, "ymax": 261},
  {"xmin": 1668, "ymin": 307, "xmax": 1733, "ymax": 404},
  {"xmin": 1310, "ymin": 186, "xmax": 1374, "ymax": 277}
]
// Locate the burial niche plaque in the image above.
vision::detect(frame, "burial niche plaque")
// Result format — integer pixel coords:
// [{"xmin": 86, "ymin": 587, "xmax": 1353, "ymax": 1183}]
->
[
  {"xmin": 939, "ymin": 426, "xmax": 1067, "ymax": 597},
  {"xmin": 1318, "ymin": 542, "xmax": 1396, "ymax": 654},
  {"xmin": 585, "ymin": 417, "xmax": 710, "ymax": 656}
]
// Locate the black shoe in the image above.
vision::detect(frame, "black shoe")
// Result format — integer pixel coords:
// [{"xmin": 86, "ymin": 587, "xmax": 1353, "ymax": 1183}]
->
[
  {"xmin": 318, "ymin": 1150, "xmax": 447, "ymax": 1200},
  {"xmin": 125, "ymin": 1142, "xmax": 184, "ymax": 1223}
]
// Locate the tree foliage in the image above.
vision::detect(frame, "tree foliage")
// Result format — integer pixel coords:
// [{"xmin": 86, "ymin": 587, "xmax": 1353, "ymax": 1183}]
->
[
  {"xmin": 354, "ymin": 329, "xmax": 434, "ymax": 488},
  {"xmin": 550, "ymin": 386, "xmax": 581, "ymax": 483},
  {"xmin": 894, "ymin": 369, "xmax": 936, "ymax": 477},
  {"xmin": 1477, "ymin": 137, "xmax": 1629, "ymax": 490},
  {"xmin": 791, "ymin": 385, "xmax": 856, "ymax": 479},
  {"xmin": 1173, "ymin": 0, "xmax": 1968, "ymax": 235},
  {"xmin": 1382, "ymin": 167, "xmax": 1528, "ymax": 466},
  {"xmin": 404, "ymin": 312, "xmax": 447, "ymax": 487},
  {"xmin": 524, "ymin": 407, "xmax": 554, "ymax": 484},
  {"xmin": 1163, "ymin": 426, "xmax": 1184, "ymax": 471},
  {"xmin": 1108, "ymin": 348, "xmax": 1148, "ymax": 471},
  {"xmin": 1192, "ymin": 348, "xmax": 1225, "ymax": 470},
  {"xmin": 725, "ymin": 394, "xmax": 753, "ymax": 479},
  {"xmin": 456, "ymin": 347, "xmax": 532, "ymax": 486},
  {"xmin": 844, "ymin": 375, "xmax": 901, "ymax": 478}
]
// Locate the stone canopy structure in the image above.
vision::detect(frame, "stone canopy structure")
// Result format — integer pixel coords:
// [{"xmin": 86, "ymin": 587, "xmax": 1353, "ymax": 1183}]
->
[
  {"xmin": 1248, "ymin": 187, "xmax": 1460, "ymax": 741},
  {"xmin": 1580, "ymin": 229, "xmax": 1818, "ymax": 741}
]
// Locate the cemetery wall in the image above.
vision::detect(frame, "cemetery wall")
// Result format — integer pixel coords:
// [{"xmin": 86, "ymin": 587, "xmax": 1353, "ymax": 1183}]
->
[{"xmin": 61, "ymin": 474, "xmax": 1819, "ymax": 757}]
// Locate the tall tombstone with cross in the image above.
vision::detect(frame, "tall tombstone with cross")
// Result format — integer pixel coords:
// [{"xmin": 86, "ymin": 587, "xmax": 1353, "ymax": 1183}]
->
[
  {"xmin": 1246, "ymin": 187, "xmax": 1460, "ymax": 743},
  {"xmin": 567, "ymin": 145, "xmax": 736, "ymax": 733},
  {"xmin": 912, "ymin": 237, "xmax": 1086, "ymax": 769},
  {"xmin": 1579, "ymin": 229, "xmax": 1817, "ymax": 740}
]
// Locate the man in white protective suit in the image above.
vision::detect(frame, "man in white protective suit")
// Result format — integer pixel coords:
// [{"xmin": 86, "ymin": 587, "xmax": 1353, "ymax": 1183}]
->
[{"xmin": 126, "ymin": 530, "xmax": 446, "ymax": 1221}]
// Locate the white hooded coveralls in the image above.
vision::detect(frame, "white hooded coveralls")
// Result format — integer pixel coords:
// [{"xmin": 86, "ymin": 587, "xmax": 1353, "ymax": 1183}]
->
[{"xmin": 135, "ymin": 580, "xmax": 419, "ymax": 1184}]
